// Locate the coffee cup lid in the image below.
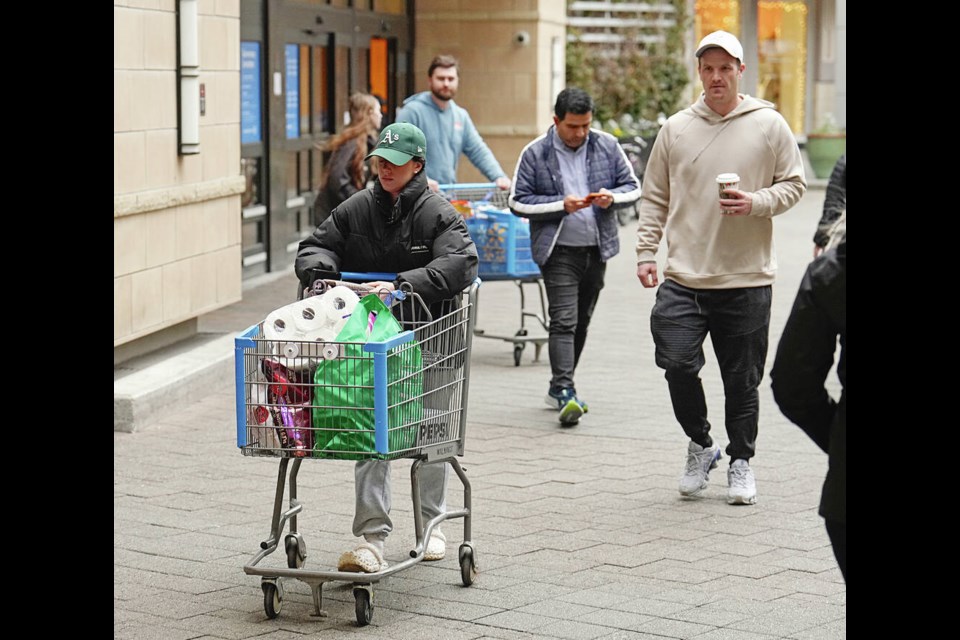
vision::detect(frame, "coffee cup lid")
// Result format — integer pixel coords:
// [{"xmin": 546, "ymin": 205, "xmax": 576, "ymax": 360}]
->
[{"xmin": 716, "ymin": 173, "xmax": 740, "ymax": 183}]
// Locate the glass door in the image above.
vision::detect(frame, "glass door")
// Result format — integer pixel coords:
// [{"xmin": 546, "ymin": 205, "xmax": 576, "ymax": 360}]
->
[
  {"xmin": 240, "ymin": 0, "xmax": 269, "ymax": 279},
  {"xmin": 269, "ymin": 29, "xmax": 337, "ymax": 273},
  {"xmin": 242, "ymin": 0, "xmax": 412, "ymax": 277}
]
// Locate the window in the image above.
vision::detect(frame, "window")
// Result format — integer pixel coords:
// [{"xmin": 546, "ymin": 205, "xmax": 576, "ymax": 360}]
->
[{"xmin": 756, "ymin": 1, "xmax": 807, "ymax": 134}]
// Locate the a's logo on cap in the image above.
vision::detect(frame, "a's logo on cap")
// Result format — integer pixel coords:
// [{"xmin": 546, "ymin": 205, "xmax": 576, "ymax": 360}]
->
[{"xmin": 380, "ymin": 130, "xmax": 400, "ymax": 146}]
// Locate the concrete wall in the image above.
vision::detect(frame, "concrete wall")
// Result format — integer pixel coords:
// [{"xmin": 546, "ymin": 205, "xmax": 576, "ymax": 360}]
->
[
  {"xmin": 412, "ymin": 0, "xmax": 567, "ymax": 183},
  {"xmin": 114, "ymin": 0, "xmax": 244, "ymax": 356}
]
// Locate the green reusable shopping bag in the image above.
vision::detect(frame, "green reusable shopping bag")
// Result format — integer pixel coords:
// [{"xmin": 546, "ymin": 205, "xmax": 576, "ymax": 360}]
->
[{"xmin": 312, "ymin": 293, "xmax": 423, "ymax": 459}]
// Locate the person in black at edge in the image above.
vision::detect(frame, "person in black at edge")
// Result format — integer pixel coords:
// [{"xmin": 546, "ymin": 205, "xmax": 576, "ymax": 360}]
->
[{"xmin": 770, "ymin": 235, "xmax": 846, "ymax": 581}]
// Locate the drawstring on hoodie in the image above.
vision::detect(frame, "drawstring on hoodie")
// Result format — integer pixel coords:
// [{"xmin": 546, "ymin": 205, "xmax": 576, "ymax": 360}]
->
[
  {"xmin": 690, "ymin": 119, "xmax": 735, "ymax": 164},
  {"xmin": 688, "ymin": 95, "xmax": 772, "ymax": 164}
]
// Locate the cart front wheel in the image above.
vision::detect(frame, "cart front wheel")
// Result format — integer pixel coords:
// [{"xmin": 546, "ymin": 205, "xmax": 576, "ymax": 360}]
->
[
  {"xmin": 459, "ymin": 544, "xmax": 478, "ymax": 586},
  {"xmin": 354, "ymin": 587, "xmax": 373, "ymax": 626},
  {"xmin": 262, "ymin": 581, "xmax": 283, "ymax": 619},
  {"xmin": 285, "ymin": 533, "xmax": 306, "ymax": 569}
]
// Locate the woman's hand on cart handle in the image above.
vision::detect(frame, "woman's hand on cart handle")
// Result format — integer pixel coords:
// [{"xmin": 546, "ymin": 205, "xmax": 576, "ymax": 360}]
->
[{"xmin": 361, "ymin": 280, "xmax": 397, "ymax": 302}]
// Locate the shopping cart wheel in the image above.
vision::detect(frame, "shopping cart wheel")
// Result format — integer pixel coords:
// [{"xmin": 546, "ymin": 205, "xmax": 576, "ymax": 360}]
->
[
  {"xmin": 459, "ymin": 543, "xmax": 478, "ymax": 586},
  {"xmin": 353, "ymin": 586, "xmax": 373, "ymax": 626},
  {"xmin": 513, "ymin": 343, "xmax": 524, "ymax": 366},
  {"xmin": 285, "ymin": 532, "xmax": 307, "ymax": 569},
  {"xmin": 262, "ymin": 579, "xmax": 283, "ymax": 619}
]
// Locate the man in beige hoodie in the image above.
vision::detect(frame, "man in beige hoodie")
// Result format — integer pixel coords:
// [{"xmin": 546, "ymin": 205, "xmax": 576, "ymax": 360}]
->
[{"xmin": 636, "ymin": 30, "xmax": 806, "ymax": 505}]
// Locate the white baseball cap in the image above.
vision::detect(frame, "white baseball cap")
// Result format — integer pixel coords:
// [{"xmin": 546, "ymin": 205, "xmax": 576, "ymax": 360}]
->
[{"xmin": 695, "ymin": 30, "xmax": 744, "ymax": 61}]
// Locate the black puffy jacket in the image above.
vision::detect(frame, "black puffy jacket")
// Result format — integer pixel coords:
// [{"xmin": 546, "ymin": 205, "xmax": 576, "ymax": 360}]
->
[
  {"xmin": 770, "ymin": 238, "xmax": 845, "ymax": 524},
  {"xmin": 295, "ymin": 170, "xmax": 478, "ymax": 305}
]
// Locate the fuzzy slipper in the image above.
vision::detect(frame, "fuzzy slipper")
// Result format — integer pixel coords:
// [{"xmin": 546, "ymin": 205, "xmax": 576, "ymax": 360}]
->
[
  {"xmin": 337, "ymin": 542, "xmax": 386, "ymax": 573},
  {"xmin": 424, "ymin": 528, "xmax": 446, "ymax": 561}
]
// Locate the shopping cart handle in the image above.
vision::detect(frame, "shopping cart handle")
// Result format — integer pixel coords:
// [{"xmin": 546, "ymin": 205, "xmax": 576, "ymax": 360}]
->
[
  {"xmin": 437, "ymin": 182, "xmax": 497, "ymax": 190},
  {"xmin": 339, "ymin": 271, "xmax": 398, "ymax": 282},
  {"xmin": 303, "ymin": 267, "xmax": 396, "ymax": 284}
]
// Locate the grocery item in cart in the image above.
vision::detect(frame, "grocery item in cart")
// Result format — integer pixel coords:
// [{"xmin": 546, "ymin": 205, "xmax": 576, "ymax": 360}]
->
[
  {"xmin": 312, "ymin": 293, "xmax": 423, "ymax": 460},
  {"xmin": 450, "ymin": 199, "xmax": 474, "ymax": 217},
  {"xmin": 262, "ymin": 286, "xmax": 360, "ymax": 368},
  {"xmin": 261, "ymin": 358, "xmax": 314, "ymax": 457},
  {"xmin": 249, "ymin": 374, "xmax": 283, "ymax": 450},
  {"xmin": 465, "ymin": 206, "xmax": 539, "ymax": 278}
]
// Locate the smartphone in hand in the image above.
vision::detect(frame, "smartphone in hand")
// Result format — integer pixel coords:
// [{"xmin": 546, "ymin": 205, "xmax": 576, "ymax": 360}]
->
[{"xmin": 584, "ymin": 192, "xmax": 604, "ymax": 203}]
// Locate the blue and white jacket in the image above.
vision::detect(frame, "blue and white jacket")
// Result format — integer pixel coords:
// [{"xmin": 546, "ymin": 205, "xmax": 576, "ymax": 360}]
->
[{"xmin": 508, "ymin": 126, "xmax": 641, "ymax": 265}]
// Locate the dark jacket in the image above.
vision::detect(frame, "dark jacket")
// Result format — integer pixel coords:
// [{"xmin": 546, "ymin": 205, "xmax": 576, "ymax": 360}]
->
[
  {"xmin": 508, "ymin": 126, "xmax": 641, "ymax": 265},
  {"xmin": 312, "ymin": 135, "xmax": 377, "ymax": 227},
  {"xmin": 296, "ymin": 170, "xmax": 478, "ymax": 305},
  {"xmin": 770, "ymin": 238, "xmax": 846, "ymax": 524},
  {"xmin": 813, "ymin": 153, "xmax": 846, "ymax": 248}
]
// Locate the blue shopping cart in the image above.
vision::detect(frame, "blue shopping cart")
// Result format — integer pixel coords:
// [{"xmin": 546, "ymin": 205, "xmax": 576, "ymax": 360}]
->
[
  {"xmin": 234, "ymin": 274, "xmax": 480, "ymax": 625},
  {"xmin": 439, "ymin": 183, "xmax": 548, "ymax": 366}
]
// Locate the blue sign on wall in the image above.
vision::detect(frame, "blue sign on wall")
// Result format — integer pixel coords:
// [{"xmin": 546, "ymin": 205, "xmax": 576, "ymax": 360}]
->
[
  {"xmin": 240, "ymin": 42, "xmax": 261, "ymax": 144},
  {"xmin": 285, "ymin": 44, "xmax": 299, "ymax": 139}
]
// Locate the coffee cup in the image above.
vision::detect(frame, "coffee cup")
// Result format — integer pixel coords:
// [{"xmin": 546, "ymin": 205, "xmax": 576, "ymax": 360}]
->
[{"xmin": 716, "ymin": 173, "xmax": 740, "ymax": 215}]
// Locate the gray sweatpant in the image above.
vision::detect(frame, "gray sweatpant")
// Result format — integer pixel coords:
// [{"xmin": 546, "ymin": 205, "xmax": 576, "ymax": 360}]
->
[
  {"xmin": 352, "ymin": 459, "xmax": 448, "ymax": 539},
  {"xmin": 353, "ymin": 308, "xmax": 459, "ymax": 540}
]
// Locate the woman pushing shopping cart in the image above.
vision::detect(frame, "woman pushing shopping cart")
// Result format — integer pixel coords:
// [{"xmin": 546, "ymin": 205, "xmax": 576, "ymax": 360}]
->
[{"xmin": 234, "ymin": 123, "xmax": 481, "ymax": 625}]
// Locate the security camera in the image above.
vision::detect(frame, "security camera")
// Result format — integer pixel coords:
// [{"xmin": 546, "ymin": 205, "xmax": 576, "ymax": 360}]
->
[{"xmin": 515, "ymin": 31, "xmax": 531, "ymax": 46}]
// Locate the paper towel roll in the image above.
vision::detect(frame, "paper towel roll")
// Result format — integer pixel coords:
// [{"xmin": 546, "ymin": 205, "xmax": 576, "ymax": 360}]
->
[
  {"xmin": 319, "ymin": 286, "xmax": 360, "ymax": 334},
  {"xmin": 321, "ymin": 342, "xmax": 341, "ymax": 360},
  {"xmin": 281, "ymin": 342, "xmax": 300, "ymax": 359},
  {"xmin": 262, "ymin": 287, "xmax": 360, "ymax": 368},
  {"xmin": 267, "ymin": 297, "xmax": 320, "ymax": 332}
]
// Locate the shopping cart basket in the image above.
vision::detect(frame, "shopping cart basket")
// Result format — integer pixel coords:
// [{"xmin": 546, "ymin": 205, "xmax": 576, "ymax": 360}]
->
[
  {"xmin": 440, "ymin": 183, "xmax": 548, "ymax": 366},
  {"xmin": 234, "ymin": 274, "xmax": 480, "ymax": 625}
]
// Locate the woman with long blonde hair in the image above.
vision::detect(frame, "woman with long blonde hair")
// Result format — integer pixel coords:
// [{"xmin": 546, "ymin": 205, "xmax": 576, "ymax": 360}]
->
[{"xmin": 313, "ymin": 92, "xmax": 383, "ymax": 225}]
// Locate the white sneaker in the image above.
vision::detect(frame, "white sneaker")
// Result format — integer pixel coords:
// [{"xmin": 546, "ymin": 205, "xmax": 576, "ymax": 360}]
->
[
  {"xmin": 727, "ymin": 459, "xmax": 757, "ymax": 505},
  {"xmin": 423, "ymin": 528, "xmax": 446, "ymax": 561},
  {"xmin": 678, "ymin": 441, "xmax": 722, "ymax": 496}
]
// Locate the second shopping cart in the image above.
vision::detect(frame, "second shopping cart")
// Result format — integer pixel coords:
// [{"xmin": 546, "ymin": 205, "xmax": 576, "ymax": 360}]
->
[{"xmin": 439, "ymin": 183, "xmax": 549, "ymax": 366}]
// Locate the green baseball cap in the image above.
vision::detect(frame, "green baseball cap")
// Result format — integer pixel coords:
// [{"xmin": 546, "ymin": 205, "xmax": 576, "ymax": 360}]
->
[{"xmin": 366, "ymin": 122, "xmax": 427, "ymax": 166}]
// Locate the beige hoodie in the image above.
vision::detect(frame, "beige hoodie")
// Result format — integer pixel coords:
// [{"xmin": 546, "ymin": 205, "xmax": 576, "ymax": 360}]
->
[{"xmin": 635, "ymin": 94, "xmax": 806, "ymax": 289}]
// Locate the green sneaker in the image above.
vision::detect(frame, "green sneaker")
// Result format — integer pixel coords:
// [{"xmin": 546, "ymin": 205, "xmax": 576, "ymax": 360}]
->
[
  {"xmin": 559, "ymin": 397, "xmax": 585, "ymax": 425},
  {"xmin": 545, "ymin": 387, "xmax": 587, "ymax": 426}
]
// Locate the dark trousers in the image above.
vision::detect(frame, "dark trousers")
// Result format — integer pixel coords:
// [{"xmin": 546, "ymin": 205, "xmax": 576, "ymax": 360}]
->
[
  {"xmin": 825, "ymin": 519, "xmax": 847, "ymax": 582},
  {"xmin": 650, "ymin": 279, "xmax": 771, "ymax": 461},
  {"xmin": 540, "ymin": 245, "xmax": 606, "ymax": 390}
]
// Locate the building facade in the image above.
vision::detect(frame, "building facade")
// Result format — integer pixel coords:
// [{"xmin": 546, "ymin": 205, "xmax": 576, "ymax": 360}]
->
[{"xmin": 115, "ymin": 0, "xmax": 245, "ymax": 363}]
